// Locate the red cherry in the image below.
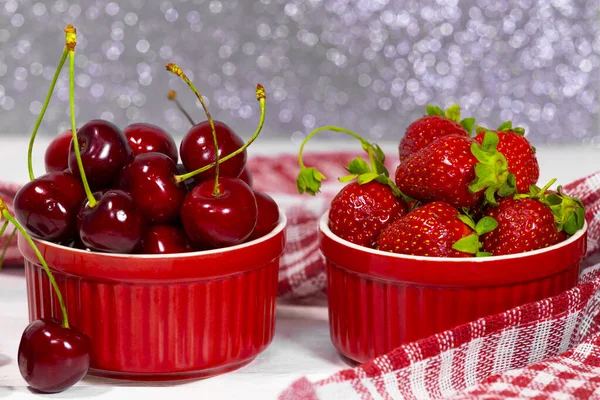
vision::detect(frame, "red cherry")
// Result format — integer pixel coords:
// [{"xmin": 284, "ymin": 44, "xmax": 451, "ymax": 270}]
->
[
  {"xmin": 116, "ymin": 152, "xmax": 186, "ymax": 224},
  {"xmin": 180, "ymin": 177, "xmax": 257, "ymax": 248},
  {"xmin": 68, "ymin": 119, "xmax": 133, "ymax": 191},
  {"xmin": 18, "ymin": 319, "xmax": 91, "ymax": 394},
  {"xmin": 179, "ymin": 121, "xmax": 246, "ymax": 183},
  {"xmin": 239, "ymin": 167, "xmax": 253, "ymax": 188},
  {"xmin": 44, "ymin": 130, "xmax": 73, "ymax": 173},
  {"xmin": 139, "ymin": 225, "xmax": 194, "ymax": 254},
  {"xmin": 123, "ymin": 123, "xmax": 178, "ymax": 163},
  {"xmin": 175, "ymin": 163, "xmax": 197, "ymax": 192},
  {"xmin": 249, "ymin": 191, "xmax": 280, "ymax": 240},
  {"xmin": 78, "ymin": 190, "xmax": 145, "ymax": 253},
  {"xmin": 13, "ymin": 172, "xmax": 85, "ymax": 242}
]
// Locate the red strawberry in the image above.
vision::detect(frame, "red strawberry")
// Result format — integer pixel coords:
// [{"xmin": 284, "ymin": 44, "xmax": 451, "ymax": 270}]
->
[
  {"xmin": 482, "ymin": 197, "xmax": 562, "ymax": 255},
  {"xmin": 481, "ymin": 179, "xmax": 584, "ymax": 255},
  {"xmin": 376, "ymin": 201, "xmax": 497, "ymax": 257},
  {"xmin": 329, "ymin": 181, "xmax": 408, "ymax": 248},
  {"xmin": 295, "ymin": 125, "xmax": 411, "ymax": 248},
  {"xmin": 475, "ymin": 121, "xmax": 539, "ymax": 193},
  {"xmin": 395, "ymin": 131, "xmax": 513, "ymax": 209},
  {"xmin": 399, "ymin": 104, "xmax": 474, "ymax": 162}
]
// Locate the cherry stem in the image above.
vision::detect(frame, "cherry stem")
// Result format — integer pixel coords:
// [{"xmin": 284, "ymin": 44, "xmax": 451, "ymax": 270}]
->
[
  {"xmin": 1, "ymin": 209, "xmax": 69, "ymax": 328},
  {"xmin": 27, "ymin": 49, "xmax": 69, "ymax": 181},
  {"xmin": 0, "ymin": 220, "xmax": 8, "ymax": 238},
  {"xmin": 0, "ymin": 226, "xmax": 17, "ymax": 270},
  {"xmin": 167, "ymin": 91, "xmax": 195, "ymax": 126},
  {"xmin": 173, "ymin": 84, "xmax": 266, "ymax": 184},
  {"xmin": 298, "ymin": 125, "xmax": 370, "ymax": 169},
  {"xmin": 166, "ymin": 63, "xmax": 221, "ymax": 196},
  {"xmin": 66, "ymin": 25, "xmax": 96, "ymax": 208}
]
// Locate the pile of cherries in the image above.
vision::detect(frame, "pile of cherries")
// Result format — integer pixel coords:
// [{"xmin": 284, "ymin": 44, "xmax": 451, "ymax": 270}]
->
[
  {"xmin": 5, "ymin": 25, "xmax": 279, "ymax": 395},
  {"xmin": 16, "ymin": 84, "xmax": 279, "ymax": 256}
]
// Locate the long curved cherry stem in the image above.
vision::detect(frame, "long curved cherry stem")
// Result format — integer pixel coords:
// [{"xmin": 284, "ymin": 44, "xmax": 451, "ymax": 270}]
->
[
  {"xmin": 166, "ymin": 63, "xmax": 221, "ymax": 196},
  {"xmin": 0, "ymin": 226, "xmax": 17, "ymax": 270},
  {"xmin": 66, "ymin": 25, "xmax": 96, "ymax": 208},
  {"xmin": 27, "ymin": 49, "xmax": 68, "ymax": 181},
  {"xmin": 168, "ymin": 90, "xmax": 195, "ymax": 126},
  {"xmin": 173, "ymin": 84, "xmax": 266, "ymax": 184},
  {"xmin": 0, "ymin": 208, "xmax": 69, "ymax": 328}
]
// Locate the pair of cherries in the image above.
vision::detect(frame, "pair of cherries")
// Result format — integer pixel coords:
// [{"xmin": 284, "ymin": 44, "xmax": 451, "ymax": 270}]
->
[{"xmin": 11, "ymin": 25, "xmax": 278, "ymax": 395}]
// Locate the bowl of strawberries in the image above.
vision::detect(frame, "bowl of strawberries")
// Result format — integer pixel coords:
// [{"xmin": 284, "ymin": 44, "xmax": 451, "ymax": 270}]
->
[
  {"xmin": 3, "ymin": 26, "xmax": 285, "ymax": 393},
  {"xmin": 297, "ymin": 105, "xmax": 587, "ymax": 364}
]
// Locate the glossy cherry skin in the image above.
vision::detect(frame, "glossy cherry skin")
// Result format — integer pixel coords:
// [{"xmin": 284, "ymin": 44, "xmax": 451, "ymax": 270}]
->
[
  {"xmin": 116, "ymin": 152, "xmax": 186, "ymax": 224},
  {"xmin": 18, "ymin": 319, "xmax": 91, "ymax": 394},
  {"xmin": 180, "ymin": 177, "xmax": 257, "ymax": 249},
  {"xmin": 139, "ymin": 225, "xmax": 194, "ymax": 254},
  {"xmin": 123, "ymin": 123, "xmax": 178, "ymax": 163},
  {"xmin": 44, "ymin": 130, "xmax": 73, "ymax": 173},
  {"xmin": 68, "ymin": 119, "xmax": 133, "ymax": 191},
  {"xmin": 13, "ymin": 172, "xmax": 85, "ymax": 242},
  {"xmin": 78, "ymin": 190, "xmax": 145, "ymax": 253},
  {"xmin": 180, "ymin": 121, "xmax": 246, "ymax": 183},
  {"xmin": 249, "ymin": 191, "xmax": 280, "ymax": 240},
  {"xmin": 239, "ymin": 167, "xmax": 253, "ymax": 188}
]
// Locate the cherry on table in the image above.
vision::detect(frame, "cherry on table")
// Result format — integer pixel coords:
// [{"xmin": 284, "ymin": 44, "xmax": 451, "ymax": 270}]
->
[
  {"xmin": 139, "ymin": 225, "xmax": 194, "ymax": 254},
  {"xmin": 13, "ymin": 171, "xmax": 85, "ymax": 242},
  {"xmin": 78, "ymin": 189, "xmax": 145, "ymax": 253},
  {"xmin": 123, "ymin": 123, "xmax": 179, "ymax": 163},
  {"xmin": 116, "ymin": 152, "xmax": 186, "ymax": 224},
  {"xmin": 248, "ymin": 191, "xmax": 280, "ymax": 240},
  {"xmin": 44, "ymin": 130, "xmax": 73, "ymax": 173},
  {"xmin": 18, "ymin": 319, "xmax": 91, "ymax": 394},
  {"xmin": 179, "ymin": 121, "xmax": 246, "ymax": 183},
  {"xmin": 68, "ymin": 119, "xmax": 133, "ymax": 191},
  {"xmin": 180, "ymin": 177, "xmax": 258, "ymax": 249}
]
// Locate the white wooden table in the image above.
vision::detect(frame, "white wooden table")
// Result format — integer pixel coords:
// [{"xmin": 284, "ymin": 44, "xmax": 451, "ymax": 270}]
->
[{"xmin": 1, "ymin": 135, "xmax": 599, "ymax": 399}]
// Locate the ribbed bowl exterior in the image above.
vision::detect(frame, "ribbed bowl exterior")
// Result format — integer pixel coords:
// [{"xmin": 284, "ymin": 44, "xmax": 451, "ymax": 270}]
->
[
  {"xmin": 326, "ymin": 260, "xmax": 579, "ymax": 363},
  {"xmin": 319, "ymin": 212, "xmax": 587, "ymax": 364},
  {"xmin": 20, "ymin": 217, "xmax": 286, "ymax": 381}
]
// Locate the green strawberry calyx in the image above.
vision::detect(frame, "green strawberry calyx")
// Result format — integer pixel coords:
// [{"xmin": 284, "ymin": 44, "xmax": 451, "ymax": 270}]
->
[
  {"xmin": 468, "ymin": 130, "xmax": 516, "ymax": 205},
  {"xmin": 426, "ymin": 104, "xmax": 476, "ymax": 135},
  {"xmin": 452, "ymin": 214, "xmax": 498, "ymax": 257},
  {"xmin": 476, "ymin": 121, "xmax": 535, "ymax": 152},
  {"xmin": 296, "ymin": 125, "xmax": 410, "ymax": 201},
  {"xmin": 515, "ymin": 178, "xmax": 586, "ymax": 236}
]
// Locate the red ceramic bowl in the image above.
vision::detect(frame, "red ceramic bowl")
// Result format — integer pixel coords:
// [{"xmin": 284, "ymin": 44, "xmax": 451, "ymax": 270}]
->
[
  {"xmin": 320, "ymin": 211, "xmax": 588, "ymax": 364},
  {"xmin": 18, "ymin": 215, "xmax": 286, "ymax": 381}
]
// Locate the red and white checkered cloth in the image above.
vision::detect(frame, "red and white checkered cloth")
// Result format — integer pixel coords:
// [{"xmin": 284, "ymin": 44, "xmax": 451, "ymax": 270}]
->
[{"xmin": 3, "ymin": 153, "xmax": 600, "ymax": 399}]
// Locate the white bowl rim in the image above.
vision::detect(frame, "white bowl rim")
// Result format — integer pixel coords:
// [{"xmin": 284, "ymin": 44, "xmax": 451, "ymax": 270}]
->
[
  {"xmin": 27, "ymin": 213, "xmax": 288, "ymax": 259},
  {"xmin": 319, "ymin": 210, "xmax": 588, "ymax": 262}
]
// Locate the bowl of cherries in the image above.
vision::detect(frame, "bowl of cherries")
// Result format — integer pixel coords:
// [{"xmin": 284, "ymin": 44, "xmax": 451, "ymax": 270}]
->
[
  {"xmin": 296, "ymin": 105, "xmax": 587, "ymax": 364},
  {"xmin": 4, "ymin": 25, "xmax": 285, "ymax": 393}
]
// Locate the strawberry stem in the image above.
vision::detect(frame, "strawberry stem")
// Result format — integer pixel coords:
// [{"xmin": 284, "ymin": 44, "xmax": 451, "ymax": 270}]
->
[
  {"xmin": 0, "ymin": 204, "xmax": 69, "ymax": 328},
  {"xmin": 166, "ymin": 63, "xmax": 221, "ymax": 196},
  {"xmin": 173, "ymin": 84, "xmax": 266, "ymax": 184},
  {"xmin": 167, "ymin": 90, "xmax": 196, "ymax": 126},
  {"xmin": 27, "ymin": 48, "xmax": 68, "ymax": 181},
  {"xmin": 66, "ymin": 25, "xmax": 96, "ymax": 208},
  {"xmin": 296, "ymin": 125, "xmax": 406, "ymax": 198}
]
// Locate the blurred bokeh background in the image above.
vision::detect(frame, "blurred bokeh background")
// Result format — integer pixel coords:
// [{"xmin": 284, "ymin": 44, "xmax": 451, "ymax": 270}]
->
[{"xmin": 0, "ymin": 0, "xmax": 598, "ymax": 144}]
